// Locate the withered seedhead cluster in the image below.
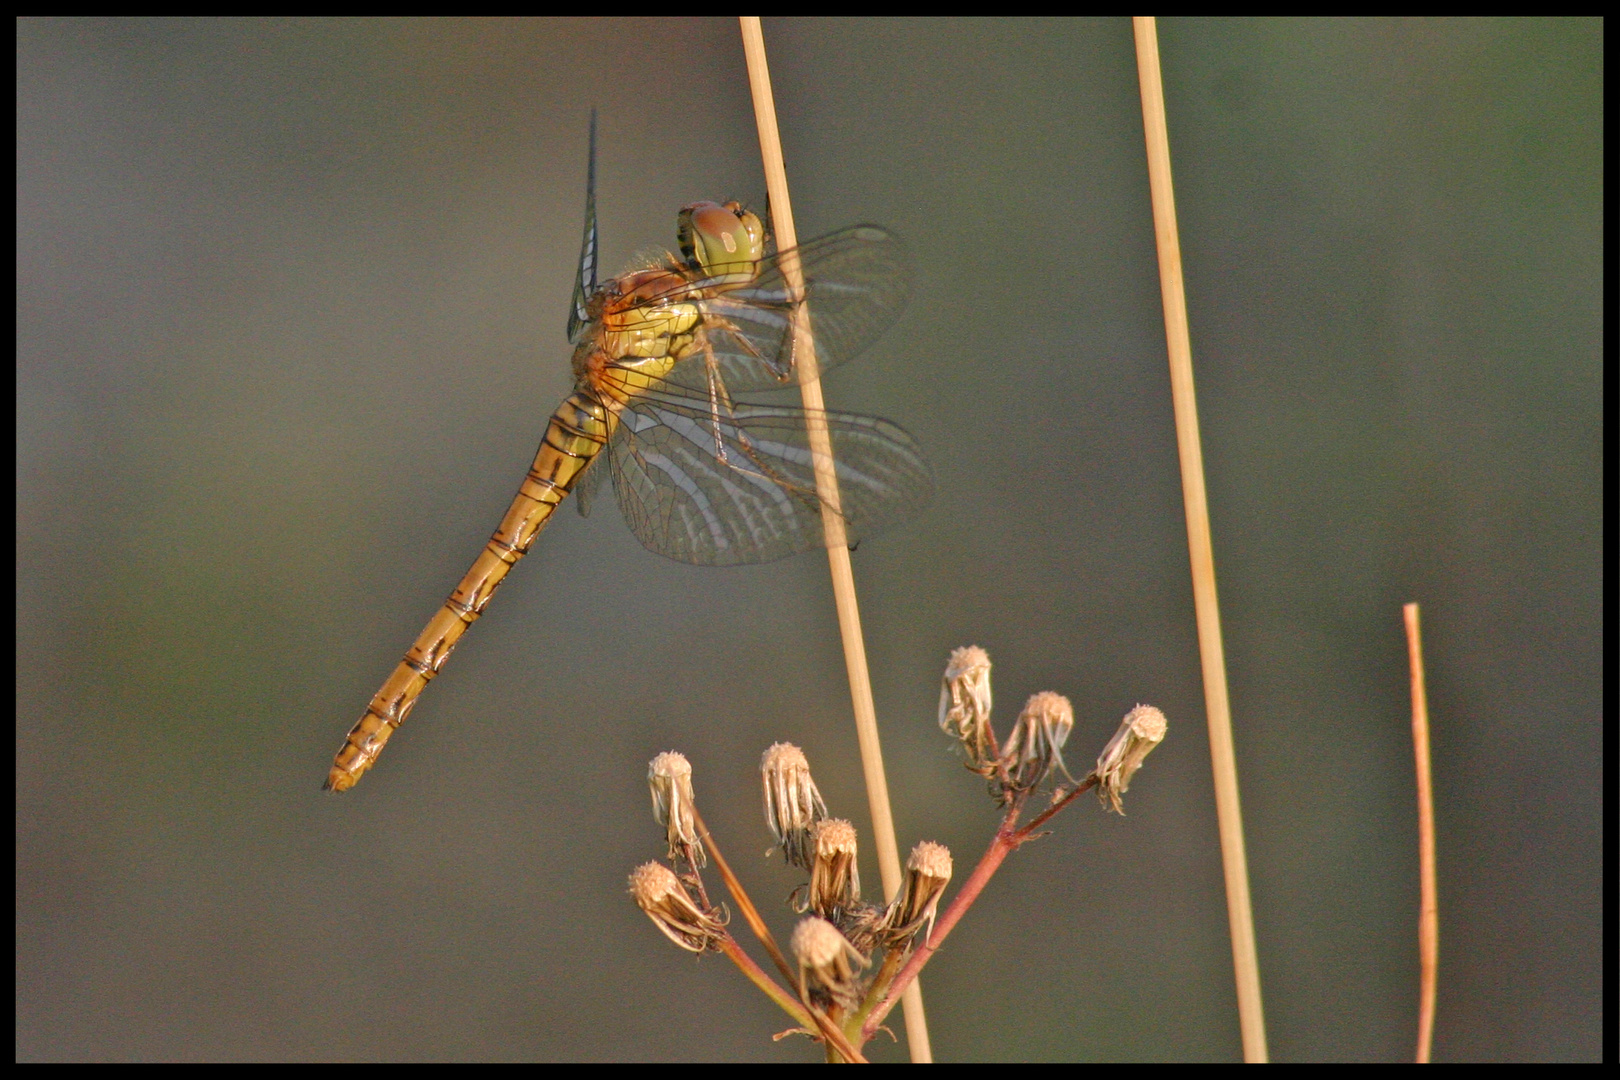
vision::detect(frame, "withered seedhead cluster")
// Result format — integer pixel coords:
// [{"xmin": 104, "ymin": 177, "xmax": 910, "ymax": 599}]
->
[
  {"xmin": 938, "ymin": 645, "xmax": 994, "ymax": 764},
  {"xmin": 767, "ymin": 747, "xmax": 952, "ymax": 970},
  {"xmin": 1094, "ymin": 704, "xmax": 1168, "ymax": 815},
  {"xmin": 1002, "ymin": 690, "xmax": 1077, "ymax": 795},
  {"xmin": 628, "ymin": 743, "xmax": 953, "ymax": 1035},
  {"xmin": 791, "ymin": 915, "xmax": 869, "ymax": 1011},
  {"xmin": 761, "ymin": 741, "xmax": 827, "ymax": 870},
  {"xmin": 881, "ymin": 841, "xmax": 953, "ymax": 950},
  {"xmin": 648, "ymin": 750, "xmax": 704, "ymax": 867},
  {"xmin": 800, "ymin": 818, "xmax": 861, "ymax": 920},
  {"xmin": 625, "ymin": 650, "xmax": 1167, "ymax": 1059},
  {"xmin": 937, "ymin": 645, "xmax": 1166, "ymax": 811}
]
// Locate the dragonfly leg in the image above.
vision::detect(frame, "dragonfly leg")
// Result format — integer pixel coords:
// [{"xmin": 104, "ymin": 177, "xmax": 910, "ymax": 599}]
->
[
  {"xmin": 700, "ymin": 309, "xmax": 793, "ymax": 383},
  {"xmin": 697, "ymin": 324, "xmax": 738, "ymax": 467},
  {"xmin": 690, "ymin": 327, "xmax": 837, "ymax": 521}
]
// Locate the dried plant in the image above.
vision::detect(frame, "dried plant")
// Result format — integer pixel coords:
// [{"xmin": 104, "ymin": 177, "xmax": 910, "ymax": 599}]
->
[{"xmin": 624, "ymin": 647, "xmax": 1168, "ymax": 1061}]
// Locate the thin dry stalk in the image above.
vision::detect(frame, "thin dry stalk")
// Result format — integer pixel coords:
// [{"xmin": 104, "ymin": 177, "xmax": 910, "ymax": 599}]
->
[
  {"xmin": 1405, "ymin": 603, "xmax": 1439, "ymax": 1063},
  {"xmin": 690, "ymin": 806, "xmax": 794, "ymax": 986},
  {"xmin": 738, "ymin": 16, "xmax": 933, "ymax": 1064},
  {"xmin": 1132, "ymin": 16, "xmax": 1268, "ymax": 1062},
  {"xmin": 716, "ymin": 935, "xmax": 818, "ymax": 1033},
  {"xmin": 860, "ymin": 775, "xmax": 1099, "ymax": 1041},
  {"xmin": 692, "ymin": 807, "xmax": 866, "ymax": 1063}
]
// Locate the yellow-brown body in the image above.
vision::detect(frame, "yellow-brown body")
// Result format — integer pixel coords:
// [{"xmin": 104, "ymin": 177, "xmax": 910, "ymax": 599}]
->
[{"xmin": 325, "ymin": 265, "xmax": 710, "ymax": 791}]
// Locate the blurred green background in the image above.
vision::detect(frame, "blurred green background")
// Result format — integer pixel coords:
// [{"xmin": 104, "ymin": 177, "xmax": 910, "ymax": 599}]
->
[{"xmin": 16, "ymin": 17, "xmax": 1600, "ymax": 1062}]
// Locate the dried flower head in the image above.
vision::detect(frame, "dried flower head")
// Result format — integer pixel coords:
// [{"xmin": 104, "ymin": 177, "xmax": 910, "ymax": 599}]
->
[
  {"xmin": 790, "ymin": 916, "xmax": 869, "ymax": 1010},
  {"xmin": 628, "ymin": 861, "xmax": 725, "ymax": 953},
  {"xmin": 882, "ymin": 841, "xmax": 953, "ymax": 949},
  {"xmin": 1095, "ymin": 704, "xmax": 1168, "ymax": 814},
  {"xmin": 648, "ymin": 751, "xmax": 704, "ymax": 867},
  {"xmin": 803, "ymin": 818, "xmax": 861, "ymax": 919},
  {"xmin": 939, "ymin": 645, "xmax": 995, "ymax": 769},
  {"xmin": 999, "ymin": 691, "xmax": 1076, "ymax": 799},
  {"xmin": 761, "ymin": 742, "xmax": 827, "ymax": 870},
  {"xmin": 836, "ymin": 903, "xmax": 890, "ymax": 958}
]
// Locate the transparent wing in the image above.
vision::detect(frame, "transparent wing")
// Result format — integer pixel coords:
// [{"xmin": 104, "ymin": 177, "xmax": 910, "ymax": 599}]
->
[
  {"xmin": 566, "ymin": 110, "xmax": 599, "ymax": 346},
  {"xmin": 606, "ymin": 385, "xmax": 932, "ymax": 566},
  {"xmin": 573, "ymin": 448, "xmax": 606, "ymax": 517},
  {"xmin": 648, "ymin": 225, "xmax": 911, "ymax": 394}
]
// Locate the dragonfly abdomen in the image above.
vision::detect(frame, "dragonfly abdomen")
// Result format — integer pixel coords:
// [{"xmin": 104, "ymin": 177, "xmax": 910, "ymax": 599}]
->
[{"xmin": 326, "ymin": 391, "xmax": 611, "ymax": 792}]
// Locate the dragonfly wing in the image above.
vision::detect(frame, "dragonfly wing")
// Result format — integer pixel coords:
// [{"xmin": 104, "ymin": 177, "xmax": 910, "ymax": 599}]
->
[
  {"xmin": 659, "ymin": 225, "xmax": 911, "ymax": 394},
  {"xmin": 606, "ymin": 386, "xmax": 932, "ymax": 566},
  {"xmin": 574, "ymin": 447, "xmax": 606, "ymax": 517},
  {"xmin": 566, "ymin": 110, "xmax": 599, "ymax": 346}
]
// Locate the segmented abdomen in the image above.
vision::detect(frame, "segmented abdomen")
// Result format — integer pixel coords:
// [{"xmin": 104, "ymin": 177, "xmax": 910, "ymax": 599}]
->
[{"xmin": 326, "ymin": 391, "xmax": 611, "ymax": 791}]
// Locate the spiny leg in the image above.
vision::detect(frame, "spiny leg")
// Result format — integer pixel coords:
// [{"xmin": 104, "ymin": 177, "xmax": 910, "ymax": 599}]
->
[{"xmin": 690, "ymin": 325, "xmax": 843, "ymax": 524}]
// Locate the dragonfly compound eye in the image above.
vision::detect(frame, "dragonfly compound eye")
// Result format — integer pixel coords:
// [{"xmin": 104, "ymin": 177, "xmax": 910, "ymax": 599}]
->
[{"xmin": 678, "ymin": 201, "xmax": 763, "ymax": 283}]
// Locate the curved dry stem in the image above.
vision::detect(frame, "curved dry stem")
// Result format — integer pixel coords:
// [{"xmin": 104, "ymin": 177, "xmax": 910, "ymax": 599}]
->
[
  {"xmin": 1405, "ymin": 603, "xmax": 1438, "ymax": 1063},
  {"xmin": 716, "ymin": 935, "xmax": 813, "ymax": 1030},
  {"xmin": 691, "ymin": 807, "xmax": 793, "ymax": 985},
  {"xmin": 859, "ymin": 776, "xmax": 1100, "ymax": 1042},
  {"xmin": 693, "ymin": 808, "xmax": 865, "ymax": 1063}
]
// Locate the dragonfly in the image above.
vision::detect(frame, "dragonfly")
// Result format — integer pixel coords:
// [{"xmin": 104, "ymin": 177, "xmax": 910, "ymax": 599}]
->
[{"xmin": 325, "ymin": 120, "xmax": 933, "ymax": 791}]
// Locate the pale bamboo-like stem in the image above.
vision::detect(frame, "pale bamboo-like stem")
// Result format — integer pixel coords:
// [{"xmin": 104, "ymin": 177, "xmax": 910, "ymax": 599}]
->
[
  {"xmin": 738, "ymin": 16, "xmax": 933, "ymax": 1063},
  {"xmin": 1133, "ymin": 17, "xmax": 1268, "ymax": 1062},
  {"xmin": 1404, "ymin": 603, "xmax": 1438, "ymax": 1063}
]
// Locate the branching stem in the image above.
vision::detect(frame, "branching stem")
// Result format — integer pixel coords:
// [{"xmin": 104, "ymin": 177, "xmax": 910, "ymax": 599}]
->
[
  {"xmin": 693, "ymin": 808, "xmax": 866, "ymax": 1063},
  {"xmin": 860, "ymin": 774, "xmax": 1100, "ymax": 1042}
]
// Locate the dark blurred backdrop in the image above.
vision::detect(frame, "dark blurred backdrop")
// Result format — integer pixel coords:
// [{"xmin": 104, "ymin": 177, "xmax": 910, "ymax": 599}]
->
[{"xmin": 16, "ymin": 17, "xmax": 1601, "ymax": 1062}]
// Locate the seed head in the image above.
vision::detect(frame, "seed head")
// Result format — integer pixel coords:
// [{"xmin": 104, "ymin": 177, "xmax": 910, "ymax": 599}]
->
[
  {"xmin": 790, "ymin": 916, "xmax": 869, "ymax": 1010},
  {"xmin": 648, "ymin": 751, "xmax": 704, "ymax": 867},
  {"xmin": 1095, "ymin": 704, "xmax": 1168, "ymax": 814},
  {"xmin": 804, "ymin": 818, "xmax": 861, "ymax": 919},
  {"xmin": 999, "ymin": 691, "xmax": 1076, "ymax": 800},
  {"xmin": 836, "ymin": 903, "xmax": 890, "ymax": 958},
  {"xmin": 761, "ymin": 742, "xmax": 828, "ymax": 870},
  {"xmin": 881, "ymin": 841, "xmax": 953, "ymax": 949},
  {"xmin": 628, "ymin": 861, "xmax": 725, "ymax": 953},
  {"xmin": 939, "ymin": 645, "xmax": 995, "ymax": 769}
]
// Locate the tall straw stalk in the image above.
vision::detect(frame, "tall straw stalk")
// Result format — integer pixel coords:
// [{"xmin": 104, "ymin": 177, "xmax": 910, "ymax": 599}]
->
[
  {"xmin": 737, "ymin": 16, "xmax": 934, "ymax": 1064},
  {"xmin": 1133, "ymin": 16, "xmax": 1268, "ymax": 1062}
]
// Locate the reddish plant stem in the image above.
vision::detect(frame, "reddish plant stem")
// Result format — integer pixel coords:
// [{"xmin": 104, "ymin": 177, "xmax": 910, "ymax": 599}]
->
[
  {"xmin": 816, "ymin": 1008, "xmax": 865, "ymax": 1065},
  {"xmin": 717, "ymin": 935, "xmax": 813, "ymax": 1029},
  {"xmin": 692, "ymin": 808, "xmax": 865, "ymax": 1063},
  {"xmin": 860, "ymin": 774, "xmax": 1100, "ymax": 1042},
  {"xmin": 1405, "ymin": 602, "xmax": 1438, "ymax": 1064},
  {"xmin": 719, "ymin": 936, "xmax": 867, "ymax": 1064},
  {"xmin": 861, "ymin": 820, "xmax": 1015, "ymax": 1040},
  {"xmin": 1017, "ymin": 773, "xmax": 1099, "ymax": 838},
  {"xmin": 691, "ymin": 807, "xmax": 795, "ymax": 988}
]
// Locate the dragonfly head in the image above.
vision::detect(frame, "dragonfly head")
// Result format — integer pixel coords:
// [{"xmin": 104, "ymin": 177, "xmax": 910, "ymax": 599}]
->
[{"xmin": 677, "ymin": 201, "xmax": 765, "ymax": 284}]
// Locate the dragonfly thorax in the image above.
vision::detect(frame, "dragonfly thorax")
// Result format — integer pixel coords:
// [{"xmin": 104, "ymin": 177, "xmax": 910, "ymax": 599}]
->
[
  {"xmin": 590, "ymin": 267, "xmax": 703, "ymax": 366},
  {"xmin": 611, "ymin": 266, "xmax": 692, "ymax": 308}
]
